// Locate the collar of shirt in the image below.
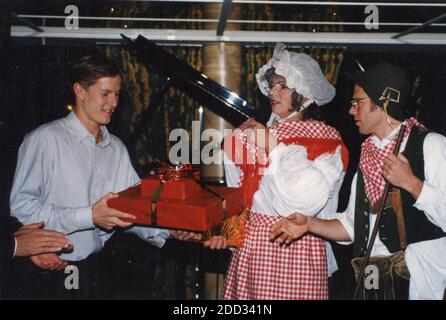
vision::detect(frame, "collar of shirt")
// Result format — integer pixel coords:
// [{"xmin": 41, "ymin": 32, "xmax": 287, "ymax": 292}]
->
[
  {"xmin": 370, "ymin": 123, "xmax": 403, "ymax": 149},
  {"xmin": 66, "ymin": 111, "xmax": 111, "ymax": 147},
  {"xmin": 267, "ymin": 111, "xmax": 299, "ymax": 128}
]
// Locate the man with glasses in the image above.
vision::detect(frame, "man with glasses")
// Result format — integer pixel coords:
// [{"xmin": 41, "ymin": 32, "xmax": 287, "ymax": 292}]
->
[
  {"xmin": 271, "ymin": 62, "xmax": 446, "ymax": 300},
  {"xmin": 205, "ymin": 43, "xmax": 349, "ymax": 299}
]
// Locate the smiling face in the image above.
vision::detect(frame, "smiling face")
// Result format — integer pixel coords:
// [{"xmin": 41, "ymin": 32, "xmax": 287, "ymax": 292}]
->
[
  {"xmin": 267, "ymin": 74, "xmax": 295, "ymax": 118},
  {"xmin": 73, "ymin": 75, "xmax": 121, "ymax": 134}
]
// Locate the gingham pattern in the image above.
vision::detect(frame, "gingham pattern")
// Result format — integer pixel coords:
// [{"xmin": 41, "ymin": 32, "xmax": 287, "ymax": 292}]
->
[
  {"xmin": 236, "ymin": 119, "xmax": 343, "ymax": 146},
  {"xmin": 359, "ymin": 117, "xmax": 423, "ymax": 206},
  {"xmin": 222, "ymin": 212, "xmax": 328, "ymax": 300},
  {"xmin": 270, "ymin": 119, "xmax": 343, "ymax": 141},
  {"xmin": 230, "ymin": 120, "xmax": 347, "ymax": 204}
]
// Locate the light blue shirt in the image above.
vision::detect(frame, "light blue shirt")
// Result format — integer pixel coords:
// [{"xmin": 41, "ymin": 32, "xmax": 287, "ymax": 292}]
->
[{"xmin": 10, "ymin": 111, "xmax": 169, "ymax": 261}]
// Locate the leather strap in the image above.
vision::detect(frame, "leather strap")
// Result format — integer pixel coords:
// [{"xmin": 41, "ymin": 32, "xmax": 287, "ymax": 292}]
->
[
  {"xmin": 392, "ymin": 188, "xmax": 407, "ymax": 250},
  {"xmin": 150, "ymin": 182, "xmax": 165, "ymax": 226}
]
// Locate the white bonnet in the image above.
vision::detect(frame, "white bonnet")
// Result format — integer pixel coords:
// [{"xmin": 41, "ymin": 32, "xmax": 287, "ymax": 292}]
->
[{"xmin": 256, "ymin": 43, "xmax": 335, "ymax": 106}]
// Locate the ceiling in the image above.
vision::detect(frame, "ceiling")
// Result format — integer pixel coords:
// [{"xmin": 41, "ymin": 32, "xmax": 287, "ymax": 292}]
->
[{"xmin": 5, "ymin": 0, "xmax": 446, "ymax": 46}]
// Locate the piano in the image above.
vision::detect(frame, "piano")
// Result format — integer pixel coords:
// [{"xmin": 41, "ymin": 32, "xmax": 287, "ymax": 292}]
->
[
  {"xmin": 121, "ymin": 35, "xmax": 261, "ymax": 147},
  {"xmin": 107, "ymin": 35, "xmax": 260, "ymax": 232}
]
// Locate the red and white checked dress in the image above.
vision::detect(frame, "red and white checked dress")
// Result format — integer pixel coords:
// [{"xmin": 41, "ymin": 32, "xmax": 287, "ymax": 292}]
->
[
  {"xmin": 222, "ymin": 119, "xmax": 349, "ymax": 300},
  {"xmin": 222, "ymin": 213, "xmax": 328, "ymax": 300}
]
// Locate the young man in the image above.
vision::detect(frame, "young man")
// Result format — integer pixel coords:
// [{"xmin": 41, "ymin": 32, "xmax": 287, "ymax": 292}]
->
[
  {"xmin": 9, "ymin": 54, "xmax": 195, "ymax": 299},
  {"xmin": 271, "ymin": 62, "xmax": 446, "ymax": 300},
  {"xmin": 205, "ymin": 43, "xmax": 349, "ymax": 299}
]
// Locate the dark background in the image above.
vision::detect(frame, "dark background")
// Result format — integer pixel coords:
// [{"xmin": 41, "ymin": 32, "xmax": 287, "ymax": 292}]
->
[
  {"xmin": 1, "ymin": 0, "xmax": 446, "ymax": 300},
  {"xmin": 2, "ymin": 43, "xmax": 445, "ymax": 300}
]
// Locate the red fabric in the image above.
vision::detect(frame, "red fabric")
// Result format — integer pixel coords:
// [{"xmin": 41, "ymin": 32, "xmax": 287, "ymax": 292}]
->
[
  {"xmin": 281, "ymin": 137, "xmax": 349, "ymax": 171},
  {"xmin": 222, "ymin": 212, "xmax": 328, "ymax": 300},
  {"xmin": 359, "ymin": 117, "xmax": 423, "ymax": 207},
  {"xmin": 224, "ymin": 119, "xmax": 349, "ymax": 208}
]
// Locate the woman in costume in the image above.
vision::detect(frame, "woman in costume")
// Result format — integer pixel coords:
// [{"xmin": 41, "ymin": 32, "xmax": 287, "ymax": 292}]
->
[{"xmin": 206, "ymin": 43, "xmax": 349, "ymax": 300}]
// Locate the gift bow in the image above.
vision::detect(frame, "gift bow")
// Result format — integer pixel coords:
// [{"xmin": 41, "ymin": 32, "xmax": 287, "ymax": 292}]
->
[{"xmin": 154, "ymin": 162, "xmax": 200, "ymax": 183}]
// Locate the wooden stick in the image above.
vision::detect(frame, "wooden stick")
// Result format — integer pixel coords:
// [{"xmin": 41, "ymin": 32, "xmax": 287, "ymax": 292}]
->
[{"xmin": 353, "ymin": 123, "xmax": 407, "ymax": 300}]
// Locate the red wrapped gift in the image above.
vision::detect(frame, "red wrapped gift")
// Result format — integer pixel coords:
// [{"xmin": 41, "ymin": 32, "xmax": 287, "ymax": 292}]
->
[
  {"xmin": 107, "ymin": 164, "xmax": 244, "ymax": 232},
  {"xmin": 141, "ymin": 177, "xmax": 202, "ymax": 200}
]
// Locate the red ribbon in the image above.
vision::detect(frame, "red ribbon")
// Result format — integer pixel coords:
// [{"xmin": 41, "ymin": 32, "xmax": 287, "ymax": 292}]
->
[{"xmin": 154, "ymin": 162, "xmax": 200, "ymax": 183}]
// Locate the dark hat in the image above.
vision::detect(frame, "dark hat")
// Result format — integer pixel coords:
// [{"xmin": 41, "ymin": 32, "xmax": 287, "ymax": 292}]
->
[{"xmin": 349, "ymin": 62, "xmax": 410, "ymax": 120}]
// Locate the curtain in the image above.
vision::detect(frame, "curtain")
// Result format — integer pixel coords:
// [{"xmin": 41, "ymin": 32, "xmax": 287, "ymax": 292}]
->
[{"xmin": 101, "ymin": 1, "xmax": 346, "ymax": 299}]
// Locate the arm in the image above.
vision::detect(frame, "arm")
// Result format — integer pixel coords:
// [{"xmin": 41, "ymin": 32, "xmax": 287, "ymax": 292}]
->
[
  {"xmin": 383, "ymin": 155, "xmax": 423, "ymax": 199},
  {"xmin": 12, "ymin": 134, "xmax": 137, "ymax": 234},
  {"xmin": 270, "ymin": 213, "xmax": 351, "ymax": 245},
  {"xmin": 10, "ymin": 134, "xmax": 95, "ymax": 233},
  {"xmin": 383, "ymin": 133, "xmax": 446, "ymax": 231},
  {"xmin": 14, "ymin": 222, "xmax": 72, "ymax": 257},
  {"xmin": 271, "ymin": 172, "xmax": 359, "ymax": 245},
  {"xmin": 0, "ymin": 215, "xmax": 71, "ymax": 270},
  {"xmin": 412, "ymin": 133, "xmax": 446, "ymax": 230}
]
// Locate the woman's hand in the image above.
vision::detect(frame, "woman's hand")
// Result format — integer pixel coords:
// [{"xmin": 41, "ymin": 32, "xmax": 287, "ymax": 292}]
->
[{"xmin": 243, "ymin": 118, "xmax": 278, "ymax": 152}]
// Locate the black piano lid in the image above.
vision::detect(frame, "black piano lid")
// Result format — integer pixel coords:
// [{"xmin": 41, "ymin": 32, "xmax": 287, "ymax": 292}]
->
[{"xmin": 122, "ymin": 35, "xmax": 256, "ymax": 126}]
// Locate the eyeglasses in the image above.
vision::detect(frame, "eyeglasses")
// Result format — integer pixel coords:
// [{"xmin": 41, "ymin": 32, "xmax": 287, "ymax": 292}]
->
[
  {"xmin": 267, "ymin": 82, "xmax": 289, "ymax": 92},
  {"xmin": 350, "ymin": 96, "xmax": 370, "ymax": 108}
]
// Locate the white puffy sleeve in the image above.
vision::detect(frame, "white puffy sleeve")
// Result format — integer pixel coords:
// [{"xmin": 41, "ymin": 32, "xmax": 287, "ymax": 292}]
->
[
  {"xmin": 413, "ymin": 132, "xmax": 446, "ymax": 231},
  {"xmin": 264, "ymin": 142, "xmax": 343, "ymax": 217}
]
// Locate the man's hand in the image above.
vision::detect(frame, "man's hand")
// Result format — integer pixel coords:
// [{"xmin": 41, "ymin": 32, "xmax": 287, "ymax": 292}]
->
[
  {"xmin": 270, "ymin": 213, "xmax": 309, "ymax": 246},
  {"xmin": 14, "ymin": 222, "xmax": 72, "ymax": 257},
  {"xmin": 30, "ymin": 253, "xmax": 68, "ymax": 271},
  {"xmin": 170, "ymin": 230, "xmax": 202, "ymax": 241},
  {"xmin": 383, "ymin": 154, "xmax": 423, "ymax": 199},
  {"xmin": 92, "ymin": 192, "xmax": 136, "ymax": 230},
  {"xmin": 244, "ymin": 118, "xmax": 278, "ymax": 152},
  {"xmin": 203, "ymin": 235, "xmax": 228, "ymax": 249}
]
